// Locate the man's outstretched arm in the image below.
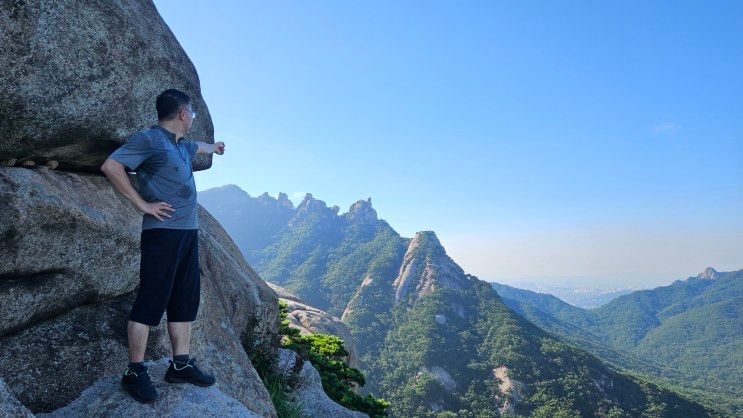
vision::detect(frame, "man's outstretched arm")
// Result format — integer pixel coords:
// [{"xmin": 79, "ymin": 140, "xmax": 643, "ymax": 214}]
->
[
  {"xmin": 195, "ymin": 141, "xmax": 225, "ymax": 155},
  {"xmin": 100, "ymin": 159, "xmax": 174, "ymax": 221}
]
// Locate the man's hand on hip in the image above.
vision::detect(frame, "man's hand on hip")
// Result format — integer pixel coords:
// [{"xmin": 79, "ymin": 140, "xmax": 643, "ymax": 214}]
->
[{"xmin": 139, "ymin": 201, "xmax": 175, "ymax": 221}]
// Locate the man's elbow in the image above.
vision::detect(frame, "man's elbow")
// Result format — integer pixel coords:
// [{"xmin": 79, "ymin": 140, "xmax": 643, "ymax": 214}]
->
[
  {"xmin": 101, "ymin": 158, "xmax": 121, "ymax": 175},
  {"xmin": 100, "ymin": 159, "xmax": 112, "ymax": 174}
]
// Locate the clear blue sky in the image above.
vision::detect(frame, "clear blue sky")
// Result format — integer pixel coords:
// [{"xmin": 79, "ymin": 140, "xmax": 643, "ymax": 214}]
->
[{"xmin": 154, "ymin": 1, "xmax": 742, "ymax": 289}]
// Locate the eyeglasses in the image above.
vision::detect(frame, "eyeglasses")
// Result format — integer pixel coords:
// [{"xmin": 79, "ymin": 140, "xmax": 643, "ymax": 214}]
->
[{"xmin": 183, "ymin": 107, "xmax": 197, "ymax": 119}]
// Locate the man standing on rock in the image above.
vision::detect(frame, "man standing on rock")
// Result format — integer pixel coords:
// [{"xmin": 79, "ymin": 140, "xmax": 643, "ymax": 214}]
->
[{"xmin": 101, "ymin": 89, "xmax": 226, "ymax": 403}]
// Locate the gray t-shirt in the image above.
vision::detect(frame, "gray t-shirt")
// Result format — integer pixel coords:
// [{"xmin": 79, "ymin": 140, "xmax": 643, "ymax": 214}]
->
[{"xmin": 108, "ymin": 125, "xmax": 199, "ymax": 230}]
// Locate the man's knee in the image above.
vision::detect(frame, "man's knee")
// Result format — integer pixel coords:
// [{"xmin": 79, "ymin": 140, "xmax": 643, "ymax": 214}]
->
[{"xmin": 128, "ymin": 319, "xmax": 152, "ymax": 330}]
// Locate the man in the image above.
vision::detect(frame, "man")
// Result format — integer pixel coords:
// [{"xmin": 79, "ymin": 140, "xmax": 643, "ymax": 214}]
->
[{"xmin": 101, "ymin": 89, "xmax": 226, "ymax": 403}]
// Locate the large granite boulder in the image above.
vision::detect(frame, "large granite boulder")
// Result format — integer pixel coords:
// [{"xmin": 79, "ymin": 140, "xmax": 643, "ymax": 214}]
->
[
  {"xmin": 268, "ymin": 282, "xmax": 359, "ymax": 369},
  {"xmin": 277, "ymin": 349, "xmax": 368, "ymax": 418},
  {"xmin": 0, "ymin": 291, "xmax": 165, "ymax": 414},
  {"xmin": 267, "ymin": 281, "xmax": 303, "ymax": 303},
  {"xmin": 0, "ymin": 166, "xmax": 279, "ymax": 416},
  {"xmin": 0, "ymin": 0, "xmax": 214, "ymax": 172},
  {"xmin": 0, "ymin": 378, "xmax": 33, "ymax": 418},
  {"xmin": 0, "ymin": 166, "xmax": 142, "ymax": 337},
  {"xmin": 36, "ymin": 358, "xmax": 262, "ymax": 418}
]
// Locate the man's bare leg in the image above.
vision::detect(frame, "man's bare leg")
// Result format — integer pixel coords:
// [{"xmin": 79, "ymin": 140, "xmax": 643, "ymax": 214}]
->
[
  {"xmin": 127, "ymin": 320, "xmax": 150, "ymax": 363},
  {"xmin": 167, "ymin": 321, "xmax": 192, "ymax": 356}
]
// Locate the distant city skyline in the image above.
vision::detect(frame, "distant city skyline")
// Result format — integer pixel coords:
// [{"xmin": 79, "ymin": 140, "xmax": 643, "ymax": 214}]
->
[{"xmin": 153, "ymin": 1, "xmax": 743, "ymax": 289}]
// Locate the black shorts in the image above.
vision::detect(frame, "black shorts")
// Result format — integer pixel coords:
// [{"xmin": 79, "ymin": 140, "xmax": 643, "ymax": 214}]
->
[{"xmin": 129, "ymin": 228, "xmax": 200, "ymax": 326}]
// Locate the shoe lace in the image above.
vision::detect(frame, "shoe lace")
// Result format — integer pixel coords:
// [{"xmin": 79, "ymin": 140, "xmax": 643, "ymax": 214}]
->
[
  {"xmin": 171, "ymin": 357, "xmax": 196, "ymax": 371},
  {"xmin": 125, "ymin": 367, "xmax": 151, "ymax": 383}
]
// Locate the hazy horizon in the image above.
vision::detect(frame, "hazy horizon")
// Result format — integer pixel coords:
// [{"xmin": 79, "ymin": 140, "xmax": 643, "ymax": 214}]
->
[{"xmin": 152, "ymin": 0, "xmax": 743, "ymax": 290}]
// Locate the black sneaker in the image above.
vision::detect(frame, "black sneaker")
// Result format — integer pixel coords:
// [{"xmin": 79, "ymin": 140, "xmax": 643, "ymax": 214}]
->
[
  {"xmin": 121, "ymin": 365, "xmax": 158, "ymax": 403},
  {"xmin": 164, "ymin": 357, "xmax": 216, "ymax": 387}
]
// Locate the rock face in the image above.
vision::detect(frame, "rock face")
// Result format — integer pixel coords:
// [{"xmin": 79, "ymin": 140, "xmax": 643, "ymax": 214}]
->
[
  {"xmin": 0, "ymin": 166, "xmax": 142, "ymax": 337},
  {"xmin": 267, "ymin": 281, "xmax": 303, "ymax": 303},
  {"xmin": 0, "ymin": 166, "xmax": 279, "ymax": 416},
  {"xmin": 0, "ymin": 290, "xmax": 150, "ymax": 414},
  {"xmin": 341, "ymin": 275, "xmax": 375, "ymax": 322},
  {"xmin": 697, "ymin": 266, "xmax": 719, "ymax": 280},
  {"xmin": 417, "ymin": 366, "xmax": 456, "ymax": 392},
  {"xmin": 267, "ymin": 282, "xmax": 359, "ymax": 369},
  {"xmin": 0, "ymin": 0, "xmax": 214, "ymax": 172},
  {"xmin": 36, "ymin": 358, "xmax": 262, "ymax": 418},
  {"xmin": 493, "ymin": 366, "xmax": 526, "ymax": 416},
  {"xmin": 392, "ymin": 231, "xmax": 471, "ymax": 303},
  {"xmin": 0, "ymin": 378, "xmax": 33, "ymax": 418},
  {"xmin": 277, "ymin": 349, "xmax": 368, "ymax": 418},
  {"xmin": 347, "ymin": 198, "xmax": 377, "ymax": 226}
]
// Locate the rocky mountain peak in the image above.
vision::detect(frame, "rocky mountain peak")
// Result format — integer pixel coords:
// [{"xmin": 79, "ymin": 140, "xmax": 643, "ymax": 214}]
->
[
  {"xmin": 392, "ymin": 230, "xmax": 469, "ymax": 303},
  {"xmin": 214, "ymin": 184, "xmax": 251, "ymax": 198},
  {"xmin": 256, "ymin": 192, "xmax": 295, "ymax": 210},
  {"xmin": 296, "ymin": 193, "xmax": 330, "ymax": 215},
  {"xmin": 697, "ymin": 267, "xmax": 719, "ymax": 280},
  {"xmin": 347, "ymin": 198, "xmax": 377, "ymax": 224},
  {"xmin": 411, "ymin": 231, "xmax": 443, "ymax": 251}
]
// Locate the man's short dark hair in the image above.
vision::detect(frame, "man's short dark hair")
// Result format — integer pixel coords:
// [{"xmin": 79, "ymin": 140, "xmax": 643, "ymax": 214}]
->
[{"xmin": 156, "ymin": 89, "xmax": 191, "ymax": 121}]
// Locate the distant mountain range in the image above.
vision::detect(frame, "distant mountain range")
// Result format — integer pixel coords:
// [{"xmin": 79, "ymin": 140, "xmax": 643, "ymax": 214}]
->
[
  {"xmin": 493, "ymin": 283, "xmax": 635, "ymax": 309},
  {"xmin": 198, "ymin": 185, "xmax": 730, "ymax": 417},
  {"xmin": 491, "ymin": 267, "xmax": 743, "ymax": 414}
]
